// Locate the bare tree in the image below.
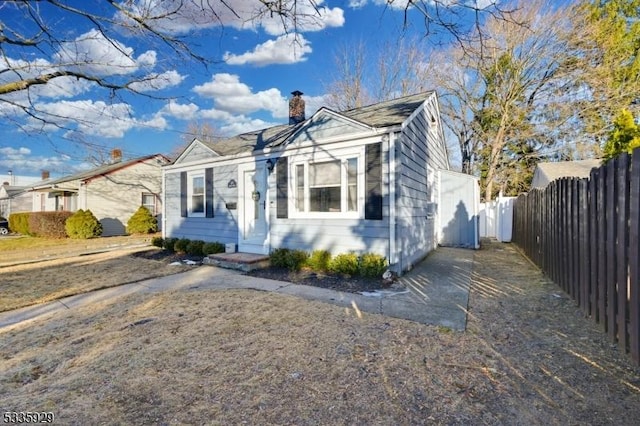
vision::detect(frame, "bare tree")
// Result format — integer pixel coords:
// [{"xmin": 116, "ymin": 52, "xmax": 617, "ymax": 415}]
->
[
  {"xmin": 323, "ymin": 36, "xmax": 431, "ymax": 110},
  {"xmin": 425, "ymin": 0, "xmax": 578, "ymax": 200},
  {"xmin": 168, "ymin": 120, "xmax": 221, "ymax": 159}
]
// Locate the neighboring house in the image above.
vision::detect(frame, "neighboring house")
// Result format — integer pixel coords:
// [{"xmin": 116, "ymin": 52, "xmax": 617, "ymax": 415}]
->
[
  {"xmin": 531, "ymin": 159, "xmax": 601, "ymax": 189},
  {"xmin": 163, "ymin": 91, "xmax": 478, "ymax": 274},
  {"xmin": 0, "ymin": 185, "xmax": 32, "ymax": 217},
  {"xmin": 29, "ymin": 152, "xmax": 169, "ymax": 236}
]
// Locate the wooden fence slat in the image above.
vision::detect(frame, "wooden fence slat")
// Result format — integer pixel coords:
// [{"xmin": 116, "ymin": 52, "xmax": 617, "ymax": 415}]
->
[
  {"xmin": 606, "ymin": 159, "xmax": 618, "ymax": 342},
  {"xmin": 598, "ymin": 165, "xmax": 607, "ymax": 331},
  {"xmin": 572, "ymin": 178, "xmax": 580, "ymax": 301},
  {"xmin": 511, "ymin": 151, "xmax": 639, "ymax": 367},
  {"xmin": 579, "ymin": 179, "xmax": 590, "ymax": 315},
  {"xmin": 589, "ymin": 170, "xmax": 599, "ymax": 320},
  {"xmin": 629, "ymin": 148, "xmax": 640, "ymax": 364},
  {"xmin": 616, "ymin": 154, "xmax": 630, "ymax": 352}
]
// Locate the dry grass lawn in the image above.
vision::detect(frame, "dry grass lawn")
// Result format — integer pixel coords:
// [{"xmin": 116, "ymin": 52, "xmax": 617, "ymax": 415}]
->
[
  {"xmin": 1, "ymin": 241, "xmax": 640, "ymax": 424},
  {"xmin": 0, "ymin": 247, "xmax": 191, "ymax": 312}
]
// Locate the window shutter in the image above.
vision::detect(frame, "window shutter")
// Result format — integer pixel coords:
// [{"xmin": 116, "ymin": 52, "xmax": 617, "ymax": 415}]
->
[
  {"xmin": 365, "ymin": 142, "xmax": 383, "ymax": 220},
  {"xmin": 180, "ymin": 171, "xmax": 188, "ymax": 217},
  {"xmin": 276, "ymin": 156, "xmax": 288, "ymax": 218},
  {"xmin": 205, "ymin": 167, "xmax": 214, "ymax": 218}
]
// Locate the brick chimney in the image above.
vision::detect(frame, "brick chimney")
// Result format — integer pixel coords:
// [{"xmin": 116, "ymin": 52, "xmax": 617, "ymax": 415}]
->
[
  {"xmin": 111, "ymin": 148, "xmax": 123, "ymax": 163},
  {"xmin": 41, "ymin": 170, "xmax": 50, "ymax": 180},
  {"xmin": 289, "ymin": 90, "xmax": 305, "ymax": 125}
]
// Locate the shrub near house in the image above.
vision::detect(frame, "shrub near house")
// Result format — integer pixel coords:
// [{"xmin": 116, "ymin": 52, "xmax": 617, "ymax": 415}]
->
[
  {"xmin": 126, "ymin": 206, "xmax": 158, "ymax": 234},
  {"xmin": 65, "ymin": 209, "xmax": 103, "ymax": 239}
]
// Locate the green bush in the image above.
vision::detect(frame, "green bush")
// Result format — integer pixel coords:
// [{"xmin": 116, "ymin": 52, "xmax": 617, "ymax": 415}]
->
[
  {"xmin": 329, "ymin": 253, "xmax": 359, "ymax": 276},
  {"xmin": 174, "ymin": 238, "xmax": 190, "ymax": 254},
  {"xmin": 358, "ymin": 253, "xmax": 388, "ymax": 278},
  {"xmin": 163, "ymin": 237, "xmax": 178, "ymax": 252},
  {"xmin": 203, "ymin": 242, "xmax": 225, "ymax": 255},
  {"xmin": 65, "ymin": 209, "xmax": 103, "ymax": 239},
  {"xmin": 8, "ymin": 212, "xmax": 32, "ymax": 235},
  {"xmin": 306, "ymin": 250, "xmax": 332, "ymax": 272},
  {"xmin": 270, "ymin": 248, "xmax": 309, "ymax": 272},
  {"xmin": 186, "ymin": 240, "xmax": 205, "ymax": 256},
  {"xmin": 126, "ymin": 206, "xmax": 158, "ymax": 234},
  {"xmin": 287, "ymin": 250, "xmax": 309, "ymax": 272},
  {"xmin": 28, "ymin": 211, "xmax": 73, "ymax": 238},
  {"xmin": 270, "ymin": 248, "xmax": 290, "ymax": 269},
  {"xmin": 151, "ymin": 237, "xmax": 164, "ymax": 248}
]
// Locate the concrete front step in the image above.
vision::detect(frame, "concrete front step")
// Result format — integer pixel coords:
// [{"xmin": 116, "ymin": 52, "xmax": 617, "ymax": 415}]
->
[{"xmin": 203, "ymin": 252, "xmax": 270, "ymax": 272}]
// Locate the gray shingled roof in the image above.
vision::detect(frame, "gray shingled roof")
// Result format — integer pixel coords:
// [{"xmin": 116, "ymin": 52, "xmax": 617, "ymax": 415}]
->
[
  {"xmin": 32, "ymin": 154, "xmax": 166, "ymax": 189},
  {"xmin": 200, "ymin": 91, "xmax": 434, "ymax": 157},
  {"xmin": 531, "ymin": 159, "xmax": 602, "ymax": 189}
]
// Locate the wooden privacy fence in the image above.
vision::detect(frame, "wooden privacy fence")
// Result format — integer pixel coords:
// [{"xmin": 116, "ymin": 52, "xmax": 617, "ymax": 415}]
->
[{"xmin": 512, "ymin": 149, "xmax": 640, "ymax": 366}]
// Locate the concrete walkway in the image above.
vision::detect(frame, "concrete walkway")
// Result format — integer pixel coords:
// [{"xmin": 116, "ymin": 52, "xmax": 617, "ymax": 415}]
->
[{"xmin": 0, "ymin": 247, "xmax": 473, "ymax": 332}]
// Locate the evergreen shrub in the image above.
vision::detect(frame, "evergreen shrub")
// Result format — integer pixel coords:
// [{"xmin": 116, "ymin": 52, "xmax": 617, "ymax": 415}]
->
[
  {"xmin": 126, "ymin": 206, "xmax": 158, "ymax": 234},
  {"xmin": 65, "ymin": 209, "xmax": 103, "ymax": 239},
  {"xmin": 203, "ymin": 242, "xmax": 225, "ymax": 255}
]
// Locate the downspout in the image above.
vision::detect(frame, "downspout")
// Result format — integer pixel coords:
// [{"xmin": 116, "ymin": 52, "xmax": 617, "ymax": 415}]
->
[{"xmin": 388, "ymin": 131, "xmax": 398, "ymax": 270}]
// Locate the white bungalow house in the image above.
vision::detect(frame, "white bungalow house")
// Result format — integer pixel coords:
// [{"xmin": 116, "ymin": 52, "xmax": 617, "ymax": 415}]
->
[
  {"xmin": 29, "ymin": 152, "xmax": 169, "ymax": 236},
  {"xmin": 163, "ymin": 91, "xmax": 479, "ymax": 274}
]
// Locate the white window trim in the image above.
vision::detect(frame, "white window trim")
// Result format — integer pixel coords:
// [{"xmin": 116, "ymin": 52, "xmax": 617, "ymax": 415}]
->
[
  {"xmin": 188, "ymin": 171, "xmax": 205, "ymax": 218},
  {"xmin": 288, "ymin": 147, "xmax": 365, "ymax": 219},
  {"xmin": 142, "ymin": 192, "xmax": 157, "ymax": 216}
]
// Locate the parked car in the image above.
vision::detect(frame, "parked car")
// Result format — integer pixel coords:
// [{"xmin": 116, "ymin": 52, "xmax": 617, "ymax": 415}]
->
[{"xmin": 0, "ymin": 217, "xmax": 9, "ymax": 235}]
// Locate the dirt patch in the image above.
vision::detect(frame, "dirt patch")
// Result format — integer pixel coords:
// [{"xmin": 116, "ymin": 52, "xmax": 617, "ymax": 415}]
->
[{"xmin": 1, "ymin": 240, "xmax": 639, "ymax": 424}]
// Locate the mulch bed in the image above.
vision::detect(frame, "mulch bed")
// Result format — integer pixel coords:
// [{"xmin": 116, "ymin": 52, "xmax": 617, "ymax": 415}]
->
[{"xmin": 132, "ymin": 249, "xmax": 388, "ymax": 294}]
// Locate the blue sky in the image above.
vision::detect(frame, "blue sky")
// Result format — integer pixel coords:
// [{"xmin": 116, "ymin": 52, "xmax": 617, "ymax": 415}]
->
[{"xmin": 0, "ymin": 0, "xmax": 492, "ymax": 181}]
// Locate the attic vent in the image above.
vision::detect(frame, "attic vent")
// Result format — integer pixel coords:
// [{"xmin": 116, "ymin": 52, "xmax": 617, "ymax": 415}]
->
[{"xmin": 429, "ymin": 114, "xmax": 437, "ymax": 128}]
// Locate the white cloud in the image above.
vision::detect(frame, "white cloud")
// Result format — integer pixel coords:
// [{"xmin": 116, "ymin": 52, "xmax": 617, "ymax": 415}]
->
[
  {"xmin": 53, "ymin": 29, "xmax": 155, "ymax": 77},
  {"xmin": 140, "ymin": 114, "xmax": 168, "ymax": 131},
  {"xmin": 220, "ymin": 117, "xmax": 278, "ymax": 136},
  {"xmin": 29, "ymin": 100, "xmax": 137, "ymax": 138},
  {"xmin": 159, "ymin": 101, "xmax": 200, "ymax": 120},
  {"xmin": 129, "ymin": 70, "xmax": 186, "ymax": 92},
  {"xmin": 118, "ymin": 0, "xmax": 344, "ymax": 36},
  {"xmin": 259, "ymin": 2, "xmax": 345, "ymax": 35},
  {"xmin": 0, "ymin": 147, "xmax": 83, "ymax": 176},
  {"xmin": 0, "ymin": 147, "xmax": 32, "ymax": 158},
  {"xmin": 193, "ymin": 73, "xmax": 287, "ymax": 116},
  {"xmin": 199, "ymin": 108, "xmax": 235, "ymax": 121},
  {"xmin": 224, "ymin": 34, "xmax": 312, "ymax": 67}
]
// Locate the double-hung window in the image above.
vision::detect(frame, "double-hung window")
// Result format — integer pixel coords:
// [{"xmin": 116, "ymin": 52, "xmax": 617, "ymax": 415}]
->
[
  {"xmin": 142, "ymin": 193, "xmax": 157, "ymax": 215},
  {"xmin": 189, "ymin": 172, "xmax": 205, "ymax": 216},
  {"xmin": 292, "ymin": 153, "xmax": 361, "ymax": 217}
]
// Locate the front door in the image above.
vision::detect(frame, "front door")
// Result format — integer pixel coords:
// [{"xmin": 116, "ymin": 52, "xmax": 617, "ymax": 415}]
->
[{"xmin": 238, "ymin": 163, "xmax": 268, "ymax": 254}]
